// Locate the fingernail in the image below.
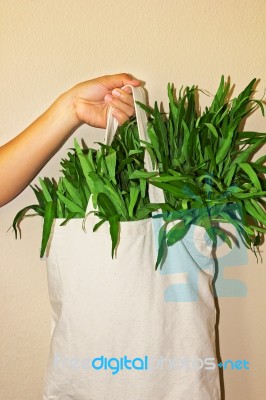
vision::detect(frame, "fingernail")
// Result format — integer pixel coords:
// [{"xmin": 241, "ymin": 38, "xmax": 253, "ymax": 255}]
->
[
  {"xmin": 105, "ymin": 94, "xmax": 113, "ymax": 101},
  {"xmin": 123, "ymin": 86, "xmax": 132, "ymax": 93},
  {"xmin": 112, "ymin": 89, "xmax": 120, "ymax": 97}
]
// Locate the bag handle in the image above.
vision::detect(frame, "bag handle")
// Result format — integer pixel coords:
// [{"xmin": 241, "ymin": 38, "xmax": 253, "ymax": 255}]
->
[
  {"xmin": 86, "ymin": 85, "xmax": 165, "ymax": 214},
  {"xmin": 105, "ymin": 85, "xmax": 154, "ymax": 173}
]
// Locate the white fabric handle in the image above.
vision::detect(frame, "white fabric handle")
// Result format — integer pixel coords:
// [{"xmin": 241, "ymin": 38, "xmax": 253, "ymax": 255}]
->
[
  {"xmin": 86, "ymin": 85, "xmax": 165, "ymax": 213},
  {"xmin": 105, "ymin": 85, "xmax": 154, "ymax": 174}
]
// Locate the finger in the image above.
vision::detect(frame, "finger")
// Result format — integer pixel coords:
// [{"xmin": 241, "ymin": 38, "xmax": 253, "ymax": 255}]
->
[
  {"xmin": 111, "ymin": 108, "xmax": 131, "ymax": 126},
  {"xmin": 104, "ymin": 94, "xmax": 135, "ymax": 117},
  {"xmin": 111, "ymin": 88, "xmax": 135, "ymax": 107},
  {"xmin": 122, "ymin": 86, "xmax": 133, "ymax": 94},
  {"xmin": 100, "ymin": 73, "xmax": 141, "ymax": 90}
]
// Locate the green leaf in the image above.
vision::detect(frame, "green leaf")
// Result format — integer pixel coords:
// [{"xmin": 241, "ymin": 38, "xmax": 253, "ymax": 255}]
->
[
  {"xmin": 244, "ymin": 199, "xmax": 266, "ymax": 225},
  {"xmin": 166, "ymin": 220, "xmax": 191, "ymax": 246},
  {"xmin": 155, "ymin": 222, "xmax": 168, "ymax": 270},
  {"xmin": 150, "ymin": 180, "xmax": 201, "ymax": 199},
  {"xmin": 57, "ymin": 192, "xmax": 84, "ymax": 214},
  {"xmin": 109, "ymin": 215, "xmax": 120, "ymax": 258},
  {"xmin": 97, "ymin": 192, "xmax": 117, "ymax": 218},
  {"xmin": 140, "ymin": 178, "xmax": 147, "ymax": 198},
  {"xmin": 232, "ymin": 191, "xmax": 266, "ymax": 199},
  {"xmin": 74, "ymin": 139, "xmax": 95, "ymax": 186},
  {"xmin": 63, "ymin": 178, "xmax": 83, "ymax": 207},
  {"xmin": 250, "ymin": 225, "xmax": 266, "ymax": 234},
  {"xmin": 218, "ymin": 211, "xmax": 251, "ymax": 247},
  {"xmin": 60, "ymin": 212, "xmax": 77, "ymax": 225},
  {"xmin": 238, "ymin": 163, "xmax": 262, "ymax": 191},
  {"xmin": 196, "ymin": 173, "xmax": 223, "ymax": 191},
  {"xmin": 135, "ymin": 100, "xmax": 155, "ymax": 116},
  {"xmin": 210, "ymin": 75, "xmax": 230, "ymax": 112},
  {"xmin": 250, "ymin": 199, "xmax": 266, "ymax": 221},
  {"xmin": 151, "ymin": 175, "xmax": 192, "ymax": 182},
  {"xmin": 249, "ymin": 162, "xmax": 266, "ymax": 174},
  {"xmin": 224, "ymin": 165, "xmax": 237, "ymax": 186},
  {"xmin": 93, "ymin": 218, "xmax": 106, "ymax": 232},
  {"xmin": 40, "ymin": 201, "xmax": 56, "ymax": 258},
  {"xmin": 105, "ymin": 151, "xmax": 117, "ymax": 184},
  {"xmin": 39, "ymin": 178, "xmax": 53, "ymax": 202},
  {"xmin": 129, "ymin": 170, "xmax": 158, "ymax": 179},
  {"xmin": 154, "ymin": 101, "xmax": 169, "ymax": 162},
  {"xmin": 128, "ymin": 186, "xmax": 140, "ymax": 218},
  {"xmin": 256, "ymin": 154, "xmax": 266, "ymax": 165},
  {"xmin": 215, "ymin": 123, "xmax": 238, "ymax": 164},
  {"xmin": 128, "ymin": 149, "xmax": 144, "ymax": 156},
  {"xmin": 203, "ymin": 123, "xmax": 219, "ymax": 138},
  {"xmin": 30, "ymin": 184, "xmax": 45, "ymax": 208},
  {"xmin": 146, "ymin": 126, "xmax": 162, "ymax": 162},
  {"xmin": 136, "ymin": 203, "xmax": 165, "ymax": 219},
  {"xmin": 12, "ymin": 205, "xmax": 44, "ymax": 239},
  {"xmin": 103, "ymin": 185, "xmax": 128, "ymax": 219},
  {"xmin": 212, "ymin": 226, "xmax": 232, "ymax": 248},
  {"xmin": 179, "ymin": 119, "xmax": 190, "ymax": 164},
  {"xmin": 232, "ymin": 137, "xmax": 265, "ymax": 165}
]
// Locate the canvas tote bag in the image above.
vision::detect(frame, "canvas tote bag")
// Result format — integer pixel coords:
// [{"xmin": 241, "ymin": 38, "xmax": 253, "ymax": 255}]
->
[{"xmin": 43, "ymin": 86, "xmax": 221, "ymax": 400}]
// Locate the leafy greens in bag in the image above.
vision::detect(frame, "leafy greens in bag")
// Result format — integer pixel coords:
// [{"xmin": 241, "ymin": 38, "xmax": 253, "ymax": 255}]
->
[{"xmin": 12, "ymin": 76, "xmax": 266, "ymax": 268}]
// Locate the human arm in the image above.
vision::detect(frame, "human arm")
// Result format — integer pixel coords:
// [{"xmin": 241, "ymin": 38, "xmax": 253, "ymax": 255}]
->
[{"xmin": 0, "ymin": 73, "xmax": 140, "ymax": 206}]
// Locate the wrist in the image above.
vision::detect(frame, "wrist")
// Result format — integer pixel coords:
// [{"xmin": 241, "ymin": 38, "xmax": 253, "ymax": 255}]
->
[{"xmin": 53, "ymin": 88, "xmax": 84, "ymax": 132}]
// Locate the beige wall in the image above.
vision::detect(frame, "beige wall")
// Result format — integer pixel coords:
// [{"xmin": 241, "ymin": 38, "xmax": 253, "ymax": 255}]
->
[{"xmin": 0, "ymin": 1, "xmax": 266, "ymax": 399}]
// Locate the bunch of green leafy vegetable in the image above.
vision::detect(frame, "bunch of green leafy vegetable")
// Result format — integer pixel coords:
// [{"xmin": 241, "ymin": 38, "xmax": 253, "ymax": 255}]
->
[
  {"xmin": 12, "ymin": 119, "xmax": 166, "ymax": 258},
  {"xmin": 130, "ymin": 76, "xmax": 266, "ymax": 267},
  {"xmin": 12, "ymin": 76, "xmax": 266, "ymax": 270}
]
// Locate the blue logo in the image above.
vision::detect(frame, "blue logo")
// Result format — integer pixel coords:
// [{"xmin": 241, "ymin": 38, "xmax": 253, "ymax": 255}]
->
[
  {"xmin": 53, "ymin": 353, "xmax": 250, "ymax": 373},
  {"xmin": 151, "ymin": 206, "xmax": 248, "ymax": 302}
]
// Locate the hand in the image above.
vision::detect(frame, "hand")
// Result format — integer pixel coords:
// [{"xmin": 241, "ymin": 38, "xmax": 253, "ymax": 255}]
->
[
  {"xmin": 0, "ymin": 73, "xmax": 141, "ymax": 206},
  {"xmin": 68, "ymin": 73, "xmax": 141, "ymax": 128}
]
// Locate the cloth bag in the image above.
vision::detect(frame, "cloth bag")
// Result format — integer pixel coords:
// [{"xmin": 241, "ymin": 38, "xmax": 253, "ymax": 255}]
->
[{"xmin": 43, "ymin": 86, "xmax": 221, "ymax": 400}]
